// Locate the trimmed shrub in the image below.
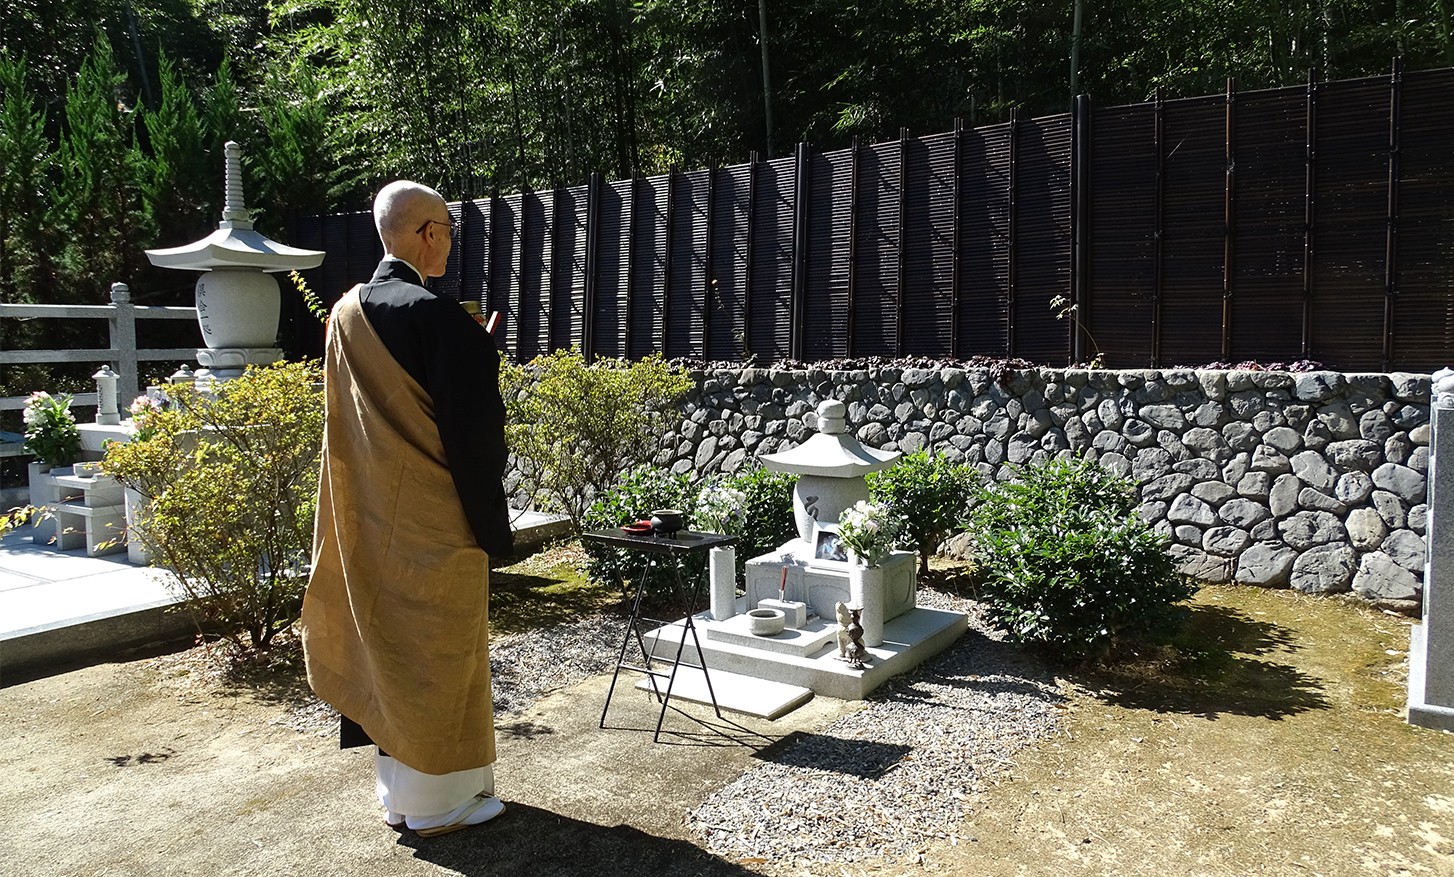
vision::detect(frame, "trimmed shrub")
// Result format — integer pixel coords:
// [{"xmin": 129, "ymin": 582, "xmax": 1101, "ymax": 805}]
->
[
  {"xmin": 101, "ymin": 361, "xmax": 323, "ymax": 650},
  {"xmin": 581, "ymin": 465, "xmax": 699, "ymax": 601},
  {"xmin": 502, "ymin": 348, "xmax": 692, "ymax": 531},
  {"xmin": 868, "ymin": 450, "xmax": 980, "ymax": 573},
  {"xmin": 966, "ymin": 456, "xmax": 1194, "ymax": 661}
]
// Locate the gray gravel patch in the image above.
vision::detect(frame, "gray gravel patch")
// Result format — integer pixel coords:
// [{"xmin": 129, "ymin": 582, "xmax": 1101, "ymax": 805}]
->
[
  {"xmin": 688, "ymin": 590, "xmax": 1064, "ymax": 866},
  {"xmin": 490, "ymin": 613, "xmax": 622, "ymax": 714}
]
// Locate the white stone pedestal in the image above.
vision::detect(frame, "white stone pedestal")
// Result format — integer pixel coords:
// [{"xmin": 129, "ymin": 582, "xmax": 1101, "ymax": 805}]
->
[
  {"xmin": 848, "ymin": 561, "xmax": 887, "ymax": 647},
  {"xmin": 123, "ymin": 487, "xmax": 152, "ymax": 565},
  {"xmin": 26, "ymin": 461, "xmax": 57, "ymax": 543},
  {"xmin": 709, "ymin": 545, "xmax": 737, "ymax": 620},
  {"xmin": 745, "ymin": 543, "xmax": 916, "ymax": 626},
  {"xmin": 48, "ymin": 471, "xmax": 126, "ymax": 556}
]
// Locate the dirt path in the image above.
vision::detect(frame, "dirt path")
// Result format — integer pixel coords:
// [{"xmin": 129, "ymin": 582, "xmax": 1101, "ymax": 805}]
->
[
  {"xmin": 3, "ymin": 585, "xmax": 1452, "ymax": 876},
  {"xmin": 931, "ymin": 586, "xmax": 1454, "ymax": 877}
]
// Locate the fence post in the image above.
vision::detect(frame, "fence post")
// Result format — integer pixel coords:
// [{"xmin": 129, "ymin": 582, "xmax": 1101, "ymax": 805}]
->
[
  {"xmin": 1383, "ymin": 57, "xmax": 1403, "ymax": 372},
  {"xmin": 847, "ymin": 137, "xmax": 860, "ymax": 357},
  {"xmin": 1007, "ymin": 108, "xmax": 1019, "ymax": 357},
  {"xmin": 1153, "ymin": 88, "xmax": 1166, "ymax": 367},
  {"xmin": 583, "ymin": 173, "xmax": 599, "ymax": 361},
  {"xmin": 792, "ymin": 141, "xmax": 810, "ymax": 361},
  {"xmin": 1071, "ymin": 94, "xmax": 1092, "ymax": 365},
  {"xmin": 895, "ymin": 128, "xmax": 908, "ymax": 357},
  {"xmin": 1222, "ymin": 76, "xmax": 1237, "ymax": 361},
  {"xmin": 950, "ymin": 120, "xmax": 962, "ymax": 359},
  {"xmin": 108, "ymin": 282, "xmax": 140, "ymax": 407},
  {"xmin": 1302, "ymin": 70, "xmax": 1318, "ymax": 360}
]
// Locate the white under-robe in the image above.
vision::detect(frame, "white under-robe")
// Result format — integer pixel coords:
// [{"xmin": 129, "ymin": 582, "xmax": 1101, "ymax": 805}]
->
[{"xmin": 375, "ymin": 751, "xmax": 493, "ymax": 818}]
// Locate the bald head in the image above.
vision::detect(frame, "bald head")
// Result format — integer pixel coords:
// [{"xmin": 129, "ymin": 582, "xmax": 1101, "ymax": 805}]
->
[
  {"xmin": 374, "ymin": 180, "xmax": 445, "ymax": 247},
  {"xmin": 373, "ymin": 180, "xmax": 452, "ymax": 278}
]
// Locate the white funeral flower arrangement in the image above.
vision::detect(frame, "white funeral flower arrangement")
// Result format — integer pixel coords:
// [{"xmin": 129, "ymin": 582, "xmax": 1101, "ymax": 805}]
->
[
  {"xmin": 836, "ymin": 499, "xmax": 903, "ymax": 566},
  {"xmin": 22, "ymin": 391, "xmax": 81, "ymax": 466},
  {"xmin": 694, "ymin": 483, "xmax": 748, "ymax": 535}
]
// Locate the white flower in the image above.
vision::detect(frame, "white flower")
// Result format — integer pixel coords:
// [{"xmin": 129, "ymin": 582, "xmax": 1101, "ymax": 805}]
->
[
  {"xmin": 836, "ymin": 499, "xmax": 903, "ymax": 565},
  {"xmin": 695, "ymin": 483, "xmax": 749, "ymax": 534}
]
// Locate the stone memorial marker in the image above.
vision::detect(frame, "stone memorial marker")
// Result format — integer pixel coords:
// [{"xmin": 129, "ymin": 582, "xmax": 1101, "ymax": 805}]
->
[{"xmin": 1408, "ymin": 368, "xmax": 1454, "ymax": 730}]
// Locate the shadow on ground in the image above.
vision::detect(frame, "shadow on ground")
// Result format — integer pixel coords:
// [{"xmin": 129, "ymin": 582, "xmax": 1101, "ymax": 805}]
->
[
  {"xmin": 757, "ymin": 731, "xmax": 912, "ymax": 779},
  {"xmin": 489, "ymin": 569, "xmax": 623, "ymax": 636},
  {"xmin": 396, "ymin": 803, "xmax": 767, "ymax": 877},
  {"xmin": 1074, "ymin": 603, "xmax": 1330, "ymax": 720}
]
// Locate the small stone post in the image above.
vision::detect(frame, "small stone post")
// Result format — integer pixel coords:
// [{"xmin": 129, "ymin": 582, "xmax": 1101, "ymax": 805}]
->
[
  {"xmin": 108, "ymin": 282, "xmax": 139, "ymax": 406},
  {"xmin": 92, "ymin": 365, "xmax": 120, "ymax": 425},
  {"xmin": 709, "ymin": 545, "xmax": 737, "ymax": 621},
  {"xmin": 1408, "ymin": 367, "xmax": 1454, "ymax": 730}
]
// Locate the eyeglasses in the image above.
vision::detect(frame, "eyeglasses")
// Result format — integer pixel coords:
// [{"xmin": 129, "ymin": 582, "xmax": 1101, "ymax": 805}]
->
[{"xmin": 415, "ymin": 218, "xmax": 458, "ymax": 240}]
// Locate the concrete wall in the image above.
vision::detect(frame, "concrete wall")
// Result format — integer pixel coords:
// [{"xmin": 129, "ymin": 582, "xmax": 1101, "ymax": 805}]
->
[{"xmin": 637, "ymin": 366, "xmax": 1431, "ymax": 607}]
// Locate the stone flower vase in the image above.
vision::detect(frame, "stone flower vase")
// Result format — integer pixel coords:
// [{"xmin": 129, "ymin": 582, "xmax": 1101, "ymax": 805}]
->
[
  {"xmin": 123, "ymin": 487, "xmax": 152, "ymax": 565},
  {"xmin": 25, "ymin": 460, "xmax": 57, "ymax": 543},
  {"xmin": 847, "ymin": 550, "xmax": 886, "ymax": 647},
  {"xmin": 709, "ymin": 545, "xmax": 738, "ymax": 621}
]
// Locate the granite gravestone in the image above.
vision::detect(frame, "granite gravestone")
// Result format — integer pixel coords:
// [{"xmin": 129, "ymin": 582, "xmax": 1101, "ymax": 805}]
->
[{"xmin": 1408, "ymin": 368, "xmax": 1454, "ymax": 730}]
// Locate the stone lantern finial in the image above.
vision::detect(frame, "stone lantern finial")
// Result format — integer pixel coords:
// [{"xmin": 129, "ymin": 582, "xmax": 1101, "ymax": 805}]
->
[{"xmin": 220, "ymin": 141, "xmax": 252, "ymax": 229}]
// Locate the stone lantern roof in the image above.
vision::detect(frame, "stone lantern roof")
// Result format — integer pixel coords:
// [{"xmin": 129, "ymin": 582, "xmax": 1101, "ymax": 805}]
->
[
  {"xmin": 759, "ymin": 400, "xmax": 900, "ymax": 478},
  {"xmin": 145, "ymin": 141, "xmax": 324, "ymax": 273}
]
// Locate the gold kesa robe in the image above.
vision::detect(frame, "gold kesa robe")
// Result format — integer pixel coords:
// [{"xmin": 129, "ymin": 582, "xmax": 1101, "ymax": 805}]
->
[{"xmin": 301, "ymin": 288, "xmax": 495, "ymax": 775}]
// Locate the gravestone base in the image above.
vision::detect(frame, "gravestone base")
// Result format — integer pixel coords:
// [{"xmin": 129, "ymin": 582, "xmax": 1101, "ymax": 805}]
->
[
  {"xmin": 1409, "ymin": 624, "xmax": 1454, "ymax": 731},
  {"xmin": 643, "ymin": 600, "xmax": 967, "ymax": 702},
  {"xmin": 744, "ymin": 543, "xmax": 916, "ymax": 623}
]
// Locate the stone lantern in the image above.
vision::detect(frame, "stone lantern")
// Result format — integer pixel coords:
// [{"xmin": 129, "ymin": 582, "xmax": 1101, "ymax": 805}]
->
[
  {"xmin": 759, "ymin": 399, "xmax": 900, "ymax": 542},
  {"xmin": 145, "ymin": 141, "xmax": 324, "ymax": 380},
  {"xmin": 740, "ymin": 400, "xmax": 918, "ymax": 640}
]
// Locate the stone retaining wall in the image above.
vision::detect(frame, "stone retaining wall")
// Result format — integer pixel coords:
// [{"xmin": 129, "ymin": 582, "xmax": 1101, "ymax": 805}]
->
[{"xmin": 644, "ymin": 367, "xmax": 1431, "ymax": 606}]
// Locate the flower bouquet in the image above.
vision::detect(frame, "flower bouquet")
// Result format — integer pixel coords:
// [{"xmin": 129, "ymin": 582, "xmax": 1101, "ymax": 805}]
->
[
  {"xmin": 128, "ymin": 394, "xmax": 165, "ymax": 442},
  {"xmin": 835, "ymin": 499, "xmax": 903, "ymax": 567},
  {"xmin": 22, "ymin": 391, "xmax": 81, "ymax": 466},
  {"xmin": 694, "ymin": 483, "xmax": 748, "ymax": 535}
]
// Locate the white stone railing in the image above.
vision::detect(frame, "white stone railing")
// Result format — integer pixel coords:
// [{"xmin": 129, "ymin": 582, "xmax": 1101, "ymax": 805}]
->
[{"xmin": 0, "ymin": 282, "xmax": 198, "ymax": 416}]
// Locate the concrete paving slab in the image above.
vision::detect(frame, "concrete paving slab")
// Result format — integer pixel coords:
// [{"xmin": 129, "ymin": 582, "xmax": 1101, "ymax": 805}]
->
[
  {"xmin": 633, "ymin": 665, "xmax": 814, "ymax": 719},
  {"xmin": 0, "ymin": 509, "xmax": 577, "ymax": 680},
  {"xmin": 0, "ymin": 536, "xmax": 138, "ymax": 580},
  {"xmin": 2, "ymin": 566, "xmax": 173, "ymax": 636},
  {"xmin": 0, "ymin": 569, "xmax": 42, "ymax": 591}
]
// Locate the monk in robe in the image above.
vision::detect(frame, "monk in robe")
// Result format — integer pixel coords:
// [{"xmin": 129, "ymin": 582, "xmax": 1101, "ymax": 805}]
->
[{"xmin": 302, "ymin": 180, "xmax": 514, "ymax": 837}]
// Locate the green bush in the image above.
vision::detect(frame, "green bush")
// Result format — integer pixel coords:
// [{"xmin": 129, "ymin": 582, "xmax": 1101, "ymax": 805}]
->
[
  {"xmin": 583, "ymin": 463, "xmax": 799, "ymax": 605},
  {"xmin": 101, "ymin": 361, "xmax": 324, "ymax": 651},
  {"xmin": 581, "ymin": 465, "xmax": 700, "ymax": 601},
  {"xmin": 868, "ymin": 450, "xmax": 980, "ymax": 573},
  {"xmin": 966, "ymin": 456, "xmax": 1194, "ymax": 662},
  {"xmin": 21, "ymin": 391, "xmax": 81, "ymax": 465},
  {"xmin": 502, "ymin": 348, "xmax": 692, "ymax": 531},
  {"xmin": 702, "ymin": 464, "xmax": 798, "ymax": 560}
]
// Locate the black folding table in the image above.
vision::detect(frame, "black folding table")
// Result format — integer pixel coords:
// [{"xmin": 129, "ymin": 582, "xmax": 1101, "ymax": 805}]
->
[{"xmin": 583, "ymin": 528, "xmax": 737, "ymax": 741}]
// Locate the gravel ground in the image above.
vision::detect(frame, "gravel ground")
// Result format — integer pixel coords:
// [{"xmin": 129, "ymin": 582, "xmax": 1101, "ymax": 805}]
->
[
  {"xmin": 248, "ymin": 585, "xmax": 1065, "ymax": 869},
  {"xmin": 689, "ymin": 590, "xmax": 1064, "ymax": 866},
  {"xmin": 489, "ymin": 614, "xmax": 622, "ymax": 714},
  {"xmin": 487, "ymin": 589, "xmax": 1066, "ymax": 868}
]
